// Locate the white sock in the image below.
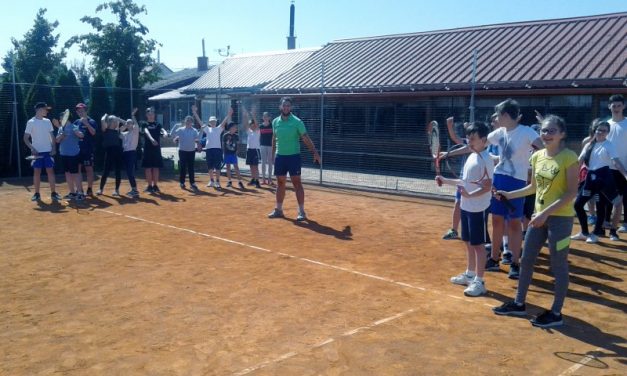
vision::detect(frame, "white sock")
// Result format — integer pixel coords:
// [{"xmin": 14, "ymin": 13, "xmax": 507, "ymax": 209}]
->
[
  {"xmin": 298, "ymin": 204, "xmax": 305, "ymax": 213},
  {"xmin": 473, "ymin": 275, "xmax": 484, "ymax": 283},
  {"xmin": 276, "ymin": 203, "xmax": 283, "ymax": 210},
  {"xmin": 465, "ymin": 270, "xmax": 476, "ymax": 278}
]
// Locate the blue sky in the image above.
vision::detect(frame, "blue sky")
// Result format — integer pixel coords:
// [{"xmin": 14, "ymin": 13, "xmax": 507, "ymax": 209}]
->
[{"xmin": 2, "ymin": 0, "xmax": 626, "ymax": 74}]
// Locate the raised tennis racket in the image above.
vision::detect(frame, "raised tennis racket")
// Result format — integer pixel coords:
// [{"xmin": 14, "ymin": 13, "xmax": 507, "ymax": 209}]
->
[
  {"xmin": 428, "ymin": 121, "xmax": 442, "ymax": 186},
  {"xmin": 443, "ymin": 143, "xmax": 467, "ymax": 180},
  {"xmin": 60, "ymin": 109, "xmax": 70, "ymax": 126}
]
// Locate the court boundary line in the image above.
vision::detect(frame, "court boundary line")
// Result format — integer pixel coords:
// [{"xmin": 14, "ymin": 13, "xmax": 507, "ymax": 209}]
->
[
  {"xmin": 97, "ymin": 208, "xmax": 500, "ymax": 309},
  {"xmin": 232, "ymin": 307, "xmax": 417, "ymax": 375},
  {"xmin": 96, "ymin": 208, "xmax": 605, "ymax": 376}
]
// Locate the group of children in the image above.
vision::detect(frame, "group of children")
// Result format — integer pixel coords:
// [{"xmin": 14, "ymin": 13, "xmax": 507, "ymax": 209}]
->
[
  {"xmin": 23, "ymin": 102, "xmax": 277, "ymax": 201},
  {"xmin": 436, "ymin": 95, "xmax": 627, "ymax": 328}
]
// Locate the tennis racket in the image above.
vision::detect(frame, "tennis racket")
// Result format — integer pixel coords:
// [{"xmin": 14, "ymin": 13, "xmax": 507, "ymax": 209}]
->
[
  {"xmin": 25, "ymin": 155, "xmax": 43, "ymax": 161},
  {"xmin": 60, "ymin": 109, "xmax": 70, "ymax": 126},
  {"xmin": 428, "ymin": 121, "xmax": 442, "ymax": 186},
  {"xmin": 443, "ymin": 143, "xmax": 467, "ymax": 180}
]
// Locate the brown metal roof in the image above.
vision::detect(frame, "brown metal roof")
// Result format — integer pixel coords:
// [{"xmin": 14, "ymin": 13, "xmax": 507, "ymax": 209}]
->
[
  {"xmin": 263, "ymin": 12, "xmax": 627, "ymax": 93},
  {"xmin": 184, "ymin": 48, "xmax": 320, "ymax": 93}
]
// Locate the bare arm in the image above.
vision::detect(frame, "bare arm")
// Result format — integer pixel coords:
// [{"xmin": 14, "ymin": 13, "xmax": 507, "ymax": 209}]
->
[
  {"xmin": 100, "ymin": 114, "xmax": 108, "ymax": 132},
  {"xmin": 301, "ymin": 133, "xmax": 321, "ymax": 164},
  {"xmin": 191, "ymin": 105, "xmax": 204, "ymax": 127},
  {"xmin": 218, "ymin": 107, "xmax": 234, "ymax": 130},
  {"xmin": 446, "ymin": 117, "xmax": 465, "ymax": 145},
  {"xmin": 23, "ymin": 133, "xmax": 36, "ymax": 154}
]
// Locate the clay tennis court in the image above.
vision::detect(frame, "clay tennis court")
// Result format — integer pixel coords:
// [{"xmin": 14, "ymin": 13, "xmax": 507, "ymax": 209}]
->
[{"xmin": 1, "ymin": 177, "xmax": 625, "ymax": 375}]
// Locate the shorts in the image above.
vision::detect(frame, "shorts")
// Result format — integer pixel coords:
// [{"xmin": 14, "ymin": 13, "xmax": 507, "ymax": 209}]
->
[
  {"xmin": 79, "ymin": 151, "xmax": 94, "ymax": 167},
  {"xmin": 142, "ymin": 146, "xmax": 163, "ymax": 168},
  {"xmin": 32, "ymin": 152, "xmax": 54, "ymax": 169},
  {"xmin": 491, "ymin": 173, "xmax": 526, "ymax": 219},
  {"xmin": 612, "ymin": 169, "xmax": 627, "ymax": 196},
  {"xmin": 246, "ymin": 149, "xmax": 260, "ymax": 165},
  {"xmin": 61, "ymin": 155, "xmax": 79, "ymax": 174},
  {"xmin": 224, "ymin": 153, "xmax": 238, "ymax": 165},
  {"xmin": 460, "ymin": 208, "xmax": 491, "ymax": 246},
  {"xmin": 274, "ymin": 154, "xmax": 301, "ymax": 177},
  {"xmin": 205, "ymin": 148, "xmax": 223, "ymax": 170}
]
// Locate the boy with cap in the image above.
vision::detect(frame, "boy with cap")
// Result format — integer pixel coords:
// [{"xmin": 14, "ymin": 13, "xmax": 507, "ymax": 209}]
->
[{"xmin": 23, "ymin": 102, "xmax": 61, "ymax": 201}]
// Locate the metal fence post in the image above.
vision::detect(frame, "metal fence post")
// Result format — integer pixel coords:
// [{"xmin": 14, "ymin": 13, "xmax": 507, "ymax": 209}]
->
[{"xmin": 319, "ymin": 61, "xmax": 325, "ymax": 184}]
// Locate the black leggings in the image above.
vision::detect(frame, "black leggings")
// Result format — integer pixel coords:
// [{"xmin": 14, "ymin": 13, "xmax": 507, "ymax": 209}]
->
[
  {"xmin": 100, "ymin": 146, "xmax": 123, "ymax": 190},
  {"xmin": 574, "ymin": 166, "xmax": 616, "ymax": 234}
]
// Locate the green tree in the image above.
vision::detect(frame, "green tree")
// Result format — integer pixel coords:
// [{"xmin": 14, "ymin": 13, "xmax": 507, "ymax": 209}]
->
[
  {"xmin": 1, "ymin": 8, "xmax": 65, "ymax": 84},
  {"xmin": 25, "ymin": 72, "xmax": 55, "ymax": 118},
  {"xmin": 66, "ymin": 0, "xmax": 160, "ymax": 116},
  {"xmin": 0, "ymin": 76, "xmax": 28, "ymax": 177},
  {"xmin": 89, "ymin": 74, "xmax": 112, "ymax": 169},
  {"xmin": 54, "ymin": 69, "xmax": 84, "ymax": 117}
]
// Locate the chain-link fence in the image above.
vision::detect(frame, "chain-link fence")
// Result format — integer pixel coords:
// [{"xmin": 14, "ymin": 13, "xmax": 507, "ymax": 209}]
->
[{"xmin": 1, "ymin": 79, "xmax": 619, "ymax": 198}]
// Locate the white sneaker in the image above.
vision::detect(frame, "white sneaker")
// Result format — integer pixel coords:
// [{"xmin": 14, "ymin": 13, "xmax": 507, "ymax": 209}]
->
[
  {"xmin": 207, "ymin": 180, "xmax": 214, "ymax": 187},
  {"xmin": 618, "ymin": 224, "xmax": 627, "ymax": 233},
  {"xmin": 585, "ymin": 234, "xmax": 599, "ymax": 244},
  {"xmin": 450, "ymin": 272, "xmax": 473, "ymax": 286},
  {"xmin": 570, "ymin": 232, "xmax": 588, "ymax": 241},
  {"xmin": 96, "ymin": 189, "xmax": 103, "ymax": 196},
  {"xmin": 609, "ymin": 232, "xmax": 620, "ymax": 241},
  {"xmin": 464, "ymin": 280, "xmax": 487, "ymax": 297},
  {"xmin": 112, "ymin": 190, "xmax": 120, "ymax": 197}
]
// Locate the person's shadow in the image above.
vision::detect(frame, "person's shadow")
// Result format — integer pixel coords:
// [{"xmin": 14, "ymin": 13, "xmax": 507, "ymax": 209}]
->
[
  {"xmin": 291, "ymin": 218, "xmax": 353, "ymax": 240},
  {"xmin": 485, "ymin": 292, "xmax": 626, "ymax": 368},
  {"xmin": 33, "ymin": 200, "xmax": 68, "ymax": 213}
]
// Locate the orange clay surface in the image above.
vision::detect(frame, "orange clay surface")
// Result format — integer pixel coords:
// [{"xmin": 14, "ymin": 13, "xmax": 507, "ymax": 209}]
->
[{"xmin": 0, "ymin": 176, "xmax": 625, "ymax": 376}]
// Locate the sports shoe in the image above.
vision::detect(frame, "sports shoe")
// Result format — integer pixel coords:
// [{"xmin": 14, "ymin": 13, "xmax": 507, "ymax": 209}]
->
[
  {"xmin": 226, "ymin": 181, "xmax": 233, "ymax": 187},
  {"xmin": 268, "ymin": 209, "xmax": 285, "ymax": 218},
  {"xmin": 75, "ymin": 193, "xmax": 85, "ymax": 201},
  {"xmin": 501, "ymin": 252, "xmax": 513, "ymax": 265},
  {"xmin": 609, "ymin": 231, "xmax": 620, "ymax": 241},
  {"xmin": 464, "ymin": 279, "xmax": 487, "ymax": 297},
  {"xmin": 152, "ymin": 185, "xmax": 161, "ymax": 193},
  {"xmin": 485, "ymin": 258, "xmax": 500, "ymax": 272},
  {"xmin": 63, "ymin": 193, "xmax": 77, "ymax": 200},
  {"xmin": 144, "ymin": 186, "xmax": 154, "ymax": 193},
  {"xmin": 127, "ymin": 189, "xmax": 140, "ymax": 198},
  {"xmin": 618, "ymin": 224, "xmax": 627, "ymax": 233},
  {"xmin": 31, "ymin": 192, "xmax": 41, "ymax": 201},
  {"xmin": 180, "ymin": 183, "xmax": 186, "ymax": 189},
  {"xmin": 442, "ymin": 228, "xmax": 459, "ymax": 240},
  {"xmin": 255, "ymin": 180, "xmax": 261, "ymax": 188},
  {"xmin": 570, "ymin": 232, "xmax": 588, "ymax": 241},
  {"xmin": 493, "ymin": 301, "xmax": 527, "ymax": 316},
  {"xmin": 112, "ymin": 190, "xmax": 120, "ymax": 197},
  {"xmin": 51, "ymin": 192, "xmax": 62, "ymax": 201},
  {"xmin": 86, "ymin": 187, "xmax": 93, "ymax": 196},
  {"xmin": 587, "ymin": 215, "xmax": 597, "ymax": 225},
  {"xmin": 96, "ymin": 189, "xmax": 103, "ymax": 196},
  {"xmin": 207, "ymin": 180, "xmax": 214, "ymax": 187},
  {"xmin": 531, "ymin": 310, "xmax": 563, "ymax": 328},
  {"xmin": 585, "ymin": 234, "xmax": 599, "ymax": 244},
  {"xmin": 247, "ymin": 179, "xmax": 254, "ymax": 186},
  {"xmin": 450, "ymin": 272, "xmax": 473, "ymax": 286},
  {"xmin": 190, "ymin": 183, "xmax": 199, "ymax": 192},
  {"xmin": 296, "ymin": 211, "xmax": 307, "ymax": 221},
  {"xmin": 508, "ymin": 263, "xmax": 520, "ymax": 280},
  {"xmin": 238, "ymin": 181, "xmax": 245, "ymax": 189}
]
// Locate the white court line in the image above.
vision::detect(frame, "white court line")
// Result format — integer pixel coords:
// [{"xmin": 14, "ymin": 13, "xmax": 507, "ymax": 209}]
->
[
  {"xmin": 98, "ymin": 209, "xmax": 434, "ymax": 294},
  {"xmin": 233, "ymin": 308, "xmax": 416, "ymax": 376},
  {"xmin": 557, "ymin": 347, "xmax": 603, "ymax": 376}
]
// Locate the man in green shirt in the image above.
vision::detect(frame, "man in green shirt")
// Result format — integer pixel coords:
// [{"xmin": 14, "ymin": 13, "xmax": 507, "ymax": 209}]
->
[{"xmin": 268, "ymin": 97, "xmax": 321, "ymax": 221}]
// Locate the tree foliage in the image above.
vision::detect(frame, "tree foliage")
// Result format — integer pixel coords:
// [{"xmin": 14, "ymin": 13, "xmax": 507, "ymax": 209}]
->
[
  {"xmin": 1, "ymin": 8, "xmax": 65, "ymax": 84},
  {"xmin": 66, "ymin": 0, "xmax": 161, "ymax": 86},
  {"xmin": 53, "ymin": 69, "xmax": 84, "ymax": 117},
  {"xmin": 25, "ymin": 72, "xmax": 54, "ymax": 116}
]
